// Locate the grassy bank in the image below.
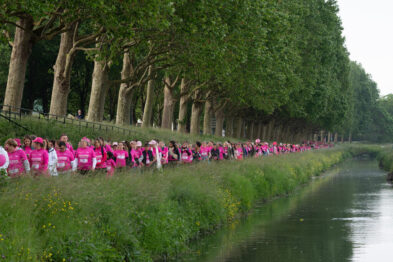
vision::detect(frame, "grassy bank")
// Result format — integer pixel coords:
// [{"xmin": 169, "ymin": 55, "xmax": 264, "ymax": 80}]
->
[
  {"xmin": 0, "ymin": 117, "xmax": 238, "ymax": 145},
  {"xmin": 376, "ymin": 146, "xmax": 393, "ymax": 172},
  {"xmin": 0, "ymin": 145, "xmax": 380, "ymax": 261}
]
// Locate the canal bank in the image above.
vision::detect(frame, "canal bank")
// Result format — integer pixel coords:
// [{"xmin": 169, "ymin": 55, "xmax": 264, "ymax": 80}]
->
[
  {"xmin": 189, "ymin": 157, "xmax": 392, "ymax": 262},
  {"xmin": 0, "ymin": 145, "xmax": 383, "ymax": 261}
]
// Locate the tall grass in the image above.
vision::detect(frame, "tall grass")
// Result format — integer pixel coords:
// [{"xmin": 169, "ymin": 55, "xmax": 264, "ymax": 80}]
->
[
  {"xmin": 376, "ymin": 145, "xmax": 393, "ymax": 172},
  {"xmin": 0, "ymin": 117, "xmax": 240, "ymax": 145},
  {"xmin": 0, "ymin": 146, "xmax": 378, "ymax": 261}
]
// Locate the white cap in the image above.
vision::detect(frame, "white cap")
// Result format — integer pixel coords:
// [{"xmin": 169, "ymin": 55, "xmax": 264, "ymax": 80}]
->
[{"xmin": 148, "ymin": 140, "xmax": 157, "ymax": 145}]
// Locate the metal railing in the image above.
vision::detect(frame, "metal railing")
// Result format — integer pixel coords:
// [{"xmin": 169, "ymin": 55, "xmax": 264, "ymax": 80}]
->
[{"xmin": 0, "ymin": 105, "xmax": 136, "ymax": 137}]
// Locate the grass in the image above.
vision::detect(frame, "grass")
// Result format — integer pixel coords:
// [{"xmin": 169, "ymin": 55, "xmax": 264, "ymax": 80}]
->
[
  {"xmin": 0, "ymin": 144, "xmax": 380, "ymax": 261},
  {"xmin": 376, "ymin": 145, "xmax": 393, "ymax": 172},
  {"xmin": 0, "ymin": 116, "xmax": 242, "ymax": 145}
]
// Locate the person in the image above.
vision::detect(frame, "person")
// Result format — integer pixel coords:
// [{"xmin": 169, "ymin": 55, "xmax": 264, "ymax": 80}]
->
[
  {"xmin": 141, "ymin": 142, "xmax": 156, "ymax": 167},
  {"xmin": 47, "ymin": 140, "xmax": 58, "ymax": 176},
  {"xmin": 180, "ymin": 142, "xmax": 192, "ymax": 164},
  {"xmin": 22, "ymin": 135, "xmax": 33, "ymax": 161},
  {"xmin": 217, "ymin": 143, "xmax": 224, "ymax": 160},
  {"xmin": 60, "ymin": 134, "xmax": 74, "ymax": 155},
  {"xmin": 30, "ymin": 137, "xmax": 49, "ymax": 176},
  {"xmin": 76, "ymin": 109, "xmax": 84, "ymax": 120},
  {"xmin": 0, "ymin": 145, "xmax": 9, "ymax": 171},
  {"xmin": 114, "ymin": 142, "xmax": 128, "ymax": 168},
  {"xmin": 93, "ymin": 139, "xmax": 107, "ymax": 171},
  {"xmin": 210, "ymin": 143, "xmax": 220, "ymax": 161},
  {"xmin": 56, "ymin": 141, "xmax": 74, "ymax": 174},
  {"xmin": 128, "ymin": 141, "xmax": 139, "ymax": 168},
  {"xmin": 223, "ymin": 142, "xmax": 231, "ymax": 160},
  {"xmin": 192, "ymin": 141, "xmax": 202, "ymax": 162},
  {"xmin": 234, "ymin": 143, "xmax": 243, "ymax": 160},
  {"xmin": 106, "ymin": 151, "xmax": 116, "ymax": 176},
  {"xmin": 168, "ymin": 141, "xmax": 180, "ymax": 164},
  {"xmin": 5, "ymin": 139, "xmax": 30, "ymax": 177},
  {"xmin": 159, "ymin": 141, "xmax": 168, "ymax": 166},
  {"xmin": 74, "ymin": 137, "xmax": 96, "ymax": 174},
  {"xmin": 200, "ymin": 142, "xmax": 210, "ymax": 161}
]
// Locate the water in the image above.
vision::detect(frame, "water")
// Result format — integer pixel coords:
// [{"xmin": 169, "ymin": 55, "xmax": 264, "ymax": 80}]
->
[{"xmin": 188, "ymin": 158, "xmax": 393, "ymax": 262}]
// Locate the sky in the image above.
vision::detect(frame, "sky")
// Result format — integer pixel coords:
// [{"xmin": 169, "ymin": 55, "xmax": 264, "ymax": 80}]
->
[{"xmin": 337, "ymin": 0, "xmax": 393, "ymax": 96}]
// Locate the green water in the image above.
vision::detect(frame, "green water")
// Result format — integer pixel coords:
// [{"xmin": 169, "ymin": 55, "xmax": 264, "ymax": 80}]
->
[{"xmin": 188, "ymin": 158, "xmax": 393, "ymax": 262}]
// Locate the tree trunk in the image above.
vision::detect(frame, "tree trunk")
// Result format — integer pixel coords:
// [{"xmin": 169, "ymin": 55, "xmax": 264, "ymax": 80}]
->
[
  {"xmin": 116, "ymin": 52, "xmax": 133, "ymax": 125},
  {"xmin": 215, "ymin": 108, "xmax": 225, "ymax": 137},
  {"xmin": 177, "ymin": 78, "xmax": 188, "ymax": 133},
  {"xmin": 341, "ymin": 134, "xmax": 345, "ymax": 143},
  {"xmin": 349, "ymin": 132, "xmax": 352, "ymax": 143},
  {"xmin": 190, "ymin": 100, "xmax": 203, "ymax": 135},
  {"xmin": 275, "ymin": 124, "xmax": 283, "ymax": 141},
  {"xmin": 262, "ymin": 124, "xmax": 267, "ymax": 141},
  {"xmin": 320, "ymin": 130, "xmax": 325, "ymax": 143},
  {"xmin": 226, "ymin": 117, "xmax": 234, "ymax": 137},
  {"xmin": 49, "ymin": 27, "xmax": 76, "ymax": 116},
  {"xmin": 249, "ymin": 122, "xmax": 255, "ymax": 140},
  {"xmin": 203, "ymin": 100, "xmax": 212, "ymax": 135},
  {"xmin": 3, "ymin": 17, "xmax": 34, "ymax": 112},
  {"xmin": 334, "ymin": 132, "xmax": 338, "ymax": 143},
  {"xmin": 235, "ymin": 118, "xmax": 243, "ymax": 138},
  {"xmin": 142, "ymin": 66, "xmax": 154, "ymax": 128},
  {"xmin": 267, "ymin": 120, "xmax": 275, "ymax": 141},
  {"xmin": 327, "ymin": 132, "xmax": 331, "ymax": 143},
  {"xmin": 256, "ymin": 122, "xmax": 262, "ymax": 140},
  {"xmin": 161, "ymin": 77, "xmax": 175, "ymax": 129},
  {"xmin": 241, "ymin": 120, "xmax": 247, "ymax": 138},
  {"xmin": 87, "ymin": 60, "xmax": 109, "ymax": 122}
]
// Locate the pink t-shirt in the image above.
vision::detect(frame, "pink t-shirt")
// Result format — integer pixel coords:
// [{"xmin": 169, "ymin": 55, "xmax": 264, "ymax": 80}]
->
[
  {"xmin": 200, "ymin": 146, "xmax": 210, "ymax": 159},
  {"xmin": 7, "ymin": 149, "xmax": 28, "ymax": 177},
  {"xmin": 236, "ymin": 148, "xmax": 243, "ymax": 160},
  {"xmin": 105, "ymin": 144, "xmax": 113, "ymax": 154},
  {"xmin": 181, "ymin": 148, "xmax": 192, "ymax": 163},
  {"xmin": 129, "ymin": 149, "xmax": 139, "ymax": 167},
  {"xmin": 75, "ymin": 147, "xmax": 96, "ymax": 170},
  {"xmin": 106, "ymin": 159, "xmax": 116, "ymax": 176},
  {"xmin": 66, "ymin": 143, "xmax": 74, "ymax": 156},
  {"xmin": 23, "ymin": 146, "xmax": 33, "ymax": 161},
  {"xmin": 160, "ymin": 147, "xmax": 168, "ymax": 164},
  {"xmin": 30, "ymin": 148, "xmax": 49, "ymax": 174},
  {"xmin": 218, "ymin": 147, "xmax": 224, "ymax": 160},
  {"xmin": 94, "ymin": 147, "xmax": 107, "ymax": 169},
  {"xmin": 114, "ymin": 150, "xmax": 128, "ymax": 167},
  {"xmin": 56, "ymin": 149, "xmax": 74, "ymax": 172}
]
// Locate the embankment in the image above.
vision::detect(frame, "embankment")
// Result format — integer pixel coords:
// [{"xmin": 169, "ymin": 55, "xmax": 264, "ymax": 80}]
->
[
  {"xmin": 0, "ymin": 145, "xmax": 381, "ymax": 261},
  {"xmin": 376, "ymin": 146, "xmax": 393, "ymax": 180}
]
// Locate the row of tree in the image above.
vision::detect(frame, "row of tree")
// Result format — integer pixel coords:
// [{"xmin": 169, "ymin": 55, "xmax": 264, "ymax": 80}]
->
[{"xmin": 0, "ymin": 0, "xmax": 391, "ymax": 142}]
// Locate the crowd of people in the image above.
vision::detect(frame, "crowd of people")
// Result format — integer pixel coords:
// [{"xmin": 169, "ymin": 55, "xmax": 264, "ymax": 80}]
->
[{"xmin": 0, "ymin": 134, "xmax": 333, "ymax": 177}]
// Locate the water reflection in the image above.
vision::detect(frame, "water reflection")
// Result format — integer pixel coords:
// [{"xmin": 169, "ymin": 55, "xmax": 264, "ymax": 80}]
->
[{"xmin": 188, "ymin": 159, "xmax": 391, "ymax": 262}]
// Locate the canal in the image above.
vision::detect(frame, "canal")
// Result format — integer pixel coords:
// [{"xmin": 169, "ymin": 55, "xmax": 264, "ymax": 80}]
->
[{"xmin": 188, "ymin": 157, "xmax": 393, "ymax": 262}]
